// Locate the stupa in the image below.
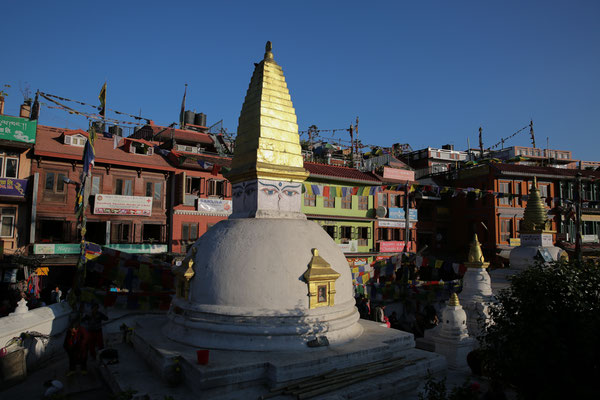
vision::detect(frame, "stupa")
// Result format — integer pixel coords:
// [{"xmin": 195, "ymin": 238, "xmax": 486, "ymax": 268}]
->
[
  {"xmin": 164, "ymin": 41, "xmax": 362, "ymax": 351},
  {"xmin": 459, "ymin": 234, "xmax": 493, "ymax": 337},
  {"xmin": 111, "ymin": 43, "xmax": 445, "ymax": 399},
  {"xmin": 509, "ymin": 177, "xmax": 568, "ymax": 270}
]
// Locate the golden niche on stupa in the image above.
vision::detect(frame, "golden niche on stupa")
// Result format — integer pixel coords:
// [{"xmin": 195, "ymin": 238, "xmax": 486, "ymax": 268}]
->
[
  {"xmin": 224, "ymin": 41, "xmax": 309, "ymax": 184},
  {"xmin": 520, "ymin": 177, "xmax": 554, "ymax": 234},
  {"xmin": 303, "ymin": 249, "xmax": 340, "ymax": 309},
  {"xmin": 464, "ymin": 234, "xmax": 489, "ymax": 269}
]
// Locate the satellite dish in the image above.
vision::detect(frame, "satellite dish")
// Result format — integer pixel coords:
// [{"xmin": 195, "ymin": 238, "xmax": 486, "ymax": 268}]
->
[{"xmin": 376, "ymin": 206, "xmax": 387, "ymax": 218}]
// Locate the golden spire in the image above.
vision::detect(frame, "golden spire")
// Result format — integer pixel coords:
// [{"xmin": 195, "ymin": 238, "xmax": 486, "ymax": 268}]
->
[
  {"xmin": 225, "ymin": 41, "xmax": 309, "ymax": 184},
  {"xmin": 448, "ymin": 293, "xmax": 460, "ymax": 307},
  {"xmin": 520, "ymin": 176, "xmax": 553, "ymax": 233},
  {"xmin": 304, "ymin": 248, "xmax": 341, "ymax": 281},
  {"xmin": 465, "ymin": 234, "xmax": 489, "ymax": 269}
]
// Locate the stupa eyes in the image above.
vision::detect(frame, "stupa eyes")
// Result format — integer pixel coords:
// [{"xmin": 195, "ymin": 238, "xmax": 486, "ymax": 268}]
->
[
  {"xmin": 261, "ymin": 188, "xmax": 277, "ymax": 196},
  {"xmin": 283, "ymin": 190, "xmax": 299, "ymax": 197}
]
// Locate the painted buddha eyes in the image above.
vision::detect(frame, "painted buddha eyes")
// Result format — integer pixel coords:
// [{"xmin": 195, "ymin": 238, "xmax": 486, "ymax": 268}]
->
[
  {"xmin": 283, "ymin": 189, "xmax": 298, "ymax": 197},
  {"xmin": 261, "ymin": 188, "xmax": 277, "ymax": 196}
]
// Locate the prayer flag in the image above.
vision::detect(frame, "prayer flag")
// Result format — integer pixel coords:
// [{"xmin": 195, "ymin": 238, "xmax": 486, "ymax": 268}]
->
[
  {"xmin": 311, "ymin": 184, "xmax": 320, "ymax": 195},
  {"xmin": 323, "ymin": 185, "xmax": 330, "ymax": 198}
]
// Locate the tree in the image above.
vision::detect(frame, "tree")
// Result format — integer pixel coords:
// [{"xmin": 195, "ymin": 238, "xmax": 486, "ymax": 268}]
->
[{"xmin": 479, "ymin": 259, "xmax": 600, "ymax": 399}]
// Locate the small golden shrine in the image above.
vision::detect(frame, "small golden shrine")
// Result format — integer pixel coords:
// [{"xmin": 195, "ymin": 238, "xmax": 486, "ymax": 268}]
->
[
  {"xmin": 224, "ymin": 41, "xmax": 309, "ymax": 184},
  {"xmin": 520, "ymin": 177, "xmax": 554, "ymax": 234},
  {"xmin": 303, "ymin": 249, "xmax": 340, "ymax": 309},
  {"xmin": 464, "ymin": 234, "xmax": 489, "ymax": 269},
  {"xmin": 173, "ymin": 248, "xmax": 196, "ymax": 300}
]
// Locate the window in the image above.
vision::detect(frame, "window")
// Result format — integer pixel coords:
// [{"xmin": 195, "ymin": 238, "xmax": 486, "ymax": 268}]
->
[
  {"xmin": 143, "ymin": 224, "xmax": 163, "ymax": 243},
  {"xmin": 0, "ymin": 155, "xmax": 18, "ymax": 178},
  {"xmin": 111, "ymin": 223, "xmax": 131, "ymax": 243},
  {"xmin": 500, "ymin": 218, "xmax": 512, "ymax": 243},
  {"xmin": 389, "ymin": 194, "xmax": 401, "ymax": 208},
  {"xmin": 498, "ymin": 182, "xmax": 510, "ymax": 206},
  {"xmin": 323, "ymin": 225, "xmax": 336, "ymax": 239},
  {"xmin": 304, "ymin": 192, "xmax": 316, "ymax": 207},
  {"xmin": 44, "ymin": 172, "xmax": 67, "ymax": 193},
  {"xmin": 341, "ymin": 193, "xmax": 352, "ymax": 209},
  {"xmin": 323, "ymin": 192, "xmax": 335, "ymax": 208},
  {"xmin": 358, "ymin": 196, "xmax": 368, "ymax": 210},
  {"xmin": 38, "ymin": 219, "xmax": 69, "ymax": 243},
  {"xmin": 115, "ymin": 178, "xmax": 133, "ymax": 196},
  {"xmin": 514, "ymin": 181, "xmax": 522, "ymax": 206},
  {"xmin": 207, "ymin": 179, "xmax": 226, "ymax": 197},
  {"xmin": 91, "ymin": 176, "xmax": 101, "ymax": 195},
  {"xmin": 181, "ymin": 223, "xmax": 198, "ymax": 241},
  {"xmin": 377, "ymin": 193, "xmax": 388, "ymax": 208},
  {"xmin": 186, "ymin": 177, "xmax": 203, "ymax": 195},
  {"xmin": 145, "ymin": 181, "xmax": 163, "ymax": 208},
  {"xmin": 357, "ymin": 227, "xmax": 370, "ymax": 246},
  {"xmin": 0, "ymin": 208, "xmax": 15, "ymax": 237},
  {"xmin": 340, "ymin": 226, "xmax": 353, "ymax": 242}
]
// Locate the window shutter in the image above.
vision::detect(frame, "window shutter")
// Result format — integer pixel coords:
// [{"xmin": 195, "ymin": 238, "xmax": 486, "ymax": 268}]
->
[
  {"xmin": 200, "ymin": 177, "xmax": 205, "ymax": 195},
  {"xmin": 334, "ymin": 226, "xmax": 338, "ymax": 238},
  {"xmin": 175, "ymin": 172, "xmax": 186, "ymax": 204},
  {"xmin": 368, "ymin": 227, "xmax": 372, "ymax": 239},
  {"xmin": 352, "ymin": 227, "xmax": 359, "ymax": 239}
]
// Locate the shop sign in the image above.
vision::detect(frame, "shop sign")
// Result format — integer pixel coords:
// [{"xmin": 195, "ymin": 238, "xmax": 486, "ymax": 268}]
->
[
  {"xmin": 0, "ymin": 115, "xmax": 37, "ymax": 143},
  {"xmin": 509, "ymin": 238, "xmax": 521, "ymax": 247},
  {"xmin": 378, "ymin": 219, "xmax": 413, "ymax": 228},
  {"xmin": 0, "ymin": 178, "xmax": 28, "ymax": 197},
  {"xmin": 388, "ymin": 208, "xmax": 418, "ymax": 220},
  {"xmin": 94, "ymin": 194, "xmax": 152, "ymax": 216},
  {"xmin": 582, "ymin": 234, "xmax": 599, "ymax": 243},
  {"xmin": 197, "ymin": 198, "xmax": 232, "ymax": 215},
  {"xmin": 382, "ymin": 167, "xmax": 414, "ymax": 182},
  {"xmin": 106, "ymin": 244, "xmax": 168, "ymax": 253},
  {"xmin": 34, "ymin": 243, "xmax": 80, "ymax": 254},
  {"xmin": 378, "ymin": 241, "xmax": 407, "ymax": 252},
  {"xmin": 338, "ymin": 240, "xmax": 359, "ymax": 252},
  {"xmin": 520, "ymin": 233, "xmax": 553, "ymax": 247},
  {"xmin": 33, "ymin": 243, "xmax": 168, "ymax": 255}
]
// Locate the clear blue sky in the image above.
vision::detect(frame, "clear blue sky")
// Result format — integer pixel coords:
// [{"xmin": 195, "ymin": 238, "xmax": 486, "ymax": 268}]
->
[{"xmin": 2, "ymin": 1, "xmax": 599, "ymax": 160}]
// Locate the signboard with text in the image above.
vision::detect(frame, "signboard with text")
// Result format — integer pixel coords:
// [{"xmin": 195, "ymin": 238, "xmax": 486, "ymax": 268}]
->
[
  {"xmin": 0, "ymin": 178, "xmax": 28, "ymax": 197},
  {"xmin": 520, "ymin": 233, "xmax": 553, "ymax": 247},
  {"xmin": 94, "ymin": 194, "xmax": 153, "ymax": 216},
  {"xmin": 388, "ymin": 208, "xmax": 418, "ymax": 221},
  {"xmin": 338, "ymin": 240, "xmax": 359, "ymax": 252},
  {"xmin": 378, "ymin": 219, "xmax": 413, "ymax": 228},
  {"xmin": 33, "ymin": 243, "xmax": 168, "ymax": 255},
  {"xmin": 382, "ymin": 167, "xmax": 414, "ymax": 182},
  {"xmin": 197, "ymin": 198, "xmax": 232, "ymax": 215},
  {"xmin": 379, "ymin": 241, "xmax": 410, "ymax": 252},
  {"xmin": 0, "ymin": 115, "xmax": 37, "ymax": 143}
]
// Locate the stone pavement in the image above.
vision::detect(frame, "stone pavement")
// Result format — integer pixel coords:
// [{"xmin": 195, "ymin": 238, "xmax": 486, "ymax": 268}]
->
[{"xmin": 0, "ymin": 350, "xmax": 112, "ymax": 399}]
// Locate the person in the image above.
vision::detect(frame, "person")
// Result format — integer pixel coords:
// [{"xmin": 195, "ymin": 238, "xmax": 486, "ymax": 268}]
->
[
  {"xmin": 82, "ymin": 303, "xmax": 108, "ymax": 359},
  {"xmin": 374, "ymin": 304, "xmax": 389, "ymax": 327},
  {"xmin": 357, "ymin": 296, "xmax": 370, "ymax": 319},
  {"xmin": 50, "ymin": 286, "xmax": 62, "ymax": 304},
  {"xmin": 63, "ymin": 322, "xmax": 87, "ymax": 375},
  {"xmin": 388, "ymin": 311, "xmax": 399, "ymax": 329}
]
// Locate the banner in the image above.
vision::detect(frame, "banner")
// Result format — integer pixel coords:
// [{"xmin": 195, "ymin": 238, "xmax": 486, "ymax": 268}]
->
[
  {"xmin": 94, "ymin": 194, "xmax": 153, "ymax": 216},
  {"xmin": 197, "ymin": 198, "xmax": 232, "ymax": 215},
  {"xmin": 0, "ymin": 115, "xmax": 37, "ymax": 143},
  {"xmin": 0, "ymin": 178, "xmax": 28, "ymax": 197}
]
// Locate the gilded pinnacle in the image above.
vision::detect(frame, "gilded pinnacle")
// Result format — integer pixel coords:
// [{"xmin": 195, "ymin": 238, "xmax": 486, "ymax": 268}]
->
[
  {"xmin": 520, "ymin": 176, "xmax": 553, "ymax": 233},
  {"xmin": 448, "ymin": 293, "xmax": 460, "ymax": 307},
  {"xmin": 465, "ymin": 234, "xmax": 489, "ymax": 269},
  {"xmin": 225, "ymin": 42, "xmax": 309, "ymax": 184}
]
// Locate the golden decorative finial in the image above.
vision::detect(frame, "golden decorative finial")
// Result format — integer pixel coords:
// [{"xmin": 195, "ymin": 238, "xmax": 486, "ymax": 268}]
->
[
  {"xmin": 465, "ymin": 234, "xmax": 489, "ymax": 269},
  {"xmin": 448, "ymin": 293, "xmax": 460, "ymax": 307},
  {"xmin": 312, "ymin": 248, "xmax": 319, "ymax": 257},
  {"xmin": 520, "ymin": 176, "xmax": 553, "ymax": 233},
  {"xmin": 304, "ymin": 248, "xmax": 340, "ymax": 309},
  {"xmin": 264, "ymin": 41, "xmax": 273, "ymax": 60},
  {"xmin": 225, "ymin": 42, "xmax": 309, "ymax": 184}
]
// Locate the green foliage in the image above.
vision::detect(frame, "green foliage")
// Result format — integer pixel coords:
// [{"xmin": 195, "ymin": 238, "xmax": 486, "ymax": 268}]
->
[
  {"xmin": 418, "ymin": 371, "xmax": 480, "ymax": 400},
  {"xmin": 480, "ymin": 259, "xmax": 600, "ymax": 399},
  {"xmin": 0, "ymin": 84, "xmax": 10, "ymax": 97}
]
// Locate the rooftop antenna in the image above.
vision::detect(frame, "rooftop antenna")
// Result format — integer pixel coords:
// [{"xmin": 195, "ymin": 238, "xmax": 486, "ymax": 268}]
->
[
  {"xmin": 530, "ymin": 120, "xmax": 536, "ymax": 148},
  {"xmin": 478, "ymin": 126, "xmax": 484, "ymax": 159}
]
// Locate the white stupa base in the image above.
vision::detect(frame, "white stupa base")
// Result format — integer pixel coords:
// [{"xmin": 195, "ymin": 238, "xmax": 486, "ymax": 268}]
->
[
  {"xmin": 122, "ymin": 315, "xmax": 446, "ymax": 399},
  {"xmin": 459, "ymin": 268, "xmax": 493, "ymax": 304},
  {"xmin": 165, "ymin": 298, "xmax": 363, "ymax": 351},
  {"xmin": 432, "ymin": 335, "xmax": 475, "ymax": 370},
  {"xmin": 509, "ymin": 245, "xmax": 563, "ymax": 270}
]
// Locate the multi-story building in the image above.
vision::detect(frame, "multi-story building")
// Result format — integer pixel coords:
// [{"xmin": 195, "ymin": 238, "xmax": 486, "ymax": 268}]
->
[
  {"xmin": 30, "ymin": 125, "xmax": 175, "ymax": 283},
  {"xmin": 302, "ymin": 162, "xmax": 380, "ymax": 268},
  {"xmin": 489, "ymin": 145, "xmax": 576, "ymax": 169},
  {"xmin": 399, "ymin": 145, "xmax": 469, "ymax": 179},
  {"xmin": 0, "ymin": 103, "xmax": 36, "ymax": 263},
  {"xmin": 131, "ymin": 122, "xmax": 233, "ymax": 255}
]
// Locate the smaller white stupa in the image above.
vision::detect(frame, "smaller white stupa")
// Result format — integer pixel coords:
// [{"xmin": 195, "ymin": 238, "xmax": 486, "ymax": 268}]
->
[
  {"xmin": 429, "ymin": 293, "xmax": 475, "ymax": 370},
  {"xmin": 510, "ymin": 177, "xmax": 568, "ymax": 270},
  {"xmin": 459, "ymin": 234, "xmax": 494, "ymax": 337}
]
